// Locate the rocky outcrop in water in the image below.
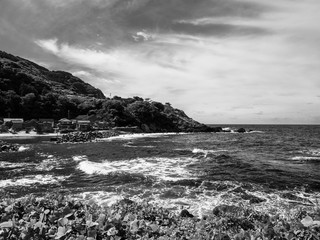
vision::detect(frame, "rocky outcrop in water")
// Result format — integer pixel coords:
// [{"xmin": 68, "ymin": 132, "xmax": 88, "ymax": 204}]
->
[
  {"xmin": 56, "ymin": 131, "xmax": 120, "ymax": 143},
  {"xmin": 236, "ymin": 128, "xmax": 246, "ymax": 133},
  {"xmin": 0, "ymin": 140, "xmax": 19, "ymax": 152}
]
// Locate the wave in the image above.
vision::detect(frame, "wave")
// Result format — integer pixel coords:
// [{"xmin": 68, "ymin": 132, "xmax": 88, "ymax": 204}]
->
[
  {"xmin": 18, "ymin": 146, "xmax": 30, "ymax": 152},
  {"xmin": 76, "ymin": 157, "xmax": 198, "ymax": 181},
  {"xmin": 101, "ymin": 132, "xmax": 188, "ymax": 141},
  {"xmin": 123, "ymin": 143, "xmax": 155, "ymax": 148},
  {"xmin": 66, "ymin": 180, "xmax": 320, "ymax": 219},
  {"xmin": 292, "ymin": 156, "xmax": 320, "ymax": 161},
  {"xmin": 192, "ymin": 148, "xmax": 229, "ymax": 157},
  {"xmin": 0, "ymin": 174, "xmax": 67, "ymax": 188},
  {"xmin": 0, "ymin": 161, "xmax": 34, "ymax": 169},
  {"xmin": 73, "ymin": 155, "xmax": 88, "ymax": 162}
]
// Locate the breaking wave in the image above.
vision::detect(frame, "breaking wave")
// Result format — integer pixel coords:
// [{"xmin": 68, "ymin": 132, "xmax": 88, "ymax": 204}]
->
[
  {"xmin": 0, "ymin": 174, "xmax": 67, "ymax": 188},
  {"xmin": 76, "ymin": 156, "xmax": 198, "ymax": 181}
]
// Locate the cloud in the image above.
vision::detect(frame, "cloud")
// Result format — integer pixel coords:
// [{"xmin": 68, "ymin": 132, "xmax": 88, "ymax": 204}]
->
[
  {"xmin": 1, "ymin": 0, "xmax": 320, "ymax": 124},
  {"xmin": 132, "ymin": 30, "xmax": 153, "ymax": 42}
]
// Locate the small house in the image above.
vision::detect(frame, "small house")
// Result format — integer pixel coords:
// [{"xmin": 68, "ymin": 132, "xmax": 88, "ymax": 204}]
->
[
  {"xmin": 3, "ymin": 118, "xmax": 24, "ymax": 131},
  {"xmin": 76, "ymin": 120, "xmax": 91, "ymax": 131},
  {"xmin": 39, "ymin": 119, "xmax": 55, "ymax": 133},
  {"xmin": 93, "ymin": 121, "xmax": 110, "ymax": 130},
  {"xmin": 58, "ymin": 118, "xmax": 73, "ymax": 130}
]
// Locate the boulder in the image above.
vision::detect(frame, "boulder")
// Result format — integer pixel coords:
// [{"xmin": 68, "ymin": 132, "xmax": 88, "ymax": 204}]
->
[
  {"xmin": 180, "ymin": 209, "xmax": 194, "ymax": 218},
  {"xmin": 211, "ymin": 127, "xmax": 223, "ymax": 132},
  {"xmin": 212, "ymin": 205, "xmax": 244, "ymax": 217}
]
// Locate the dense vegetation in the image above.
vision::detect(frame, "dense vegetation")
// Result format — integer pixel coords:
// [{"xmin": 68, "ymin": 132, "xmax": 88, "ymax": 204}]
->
[
  {"xmin": 0, "ymin": 50, "xmax": 212, "ymax": 132},
  {"xmin": 0, "ymin": 194, "xmax": 319, "ymax": 239}
]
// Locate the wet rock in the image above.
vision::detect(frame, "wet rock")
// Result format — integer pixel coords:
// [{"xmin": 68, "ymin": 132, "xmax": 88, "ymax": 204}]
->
[
  {"xmin": 219, "ymin": 234, "xmax": 231, "ymax": 240},
  {"xmin": 281, "ymin": 192, "xmax": 313, "ymax": 204},
  {"xmin": 211, "ymin": 127, "xmax": 223, "ymax": 132},
  {"xmin": 232, "ymin": 187, "xmax": 266, "ymax": 204},
  {"xmin": 212, "ymin": 205, "xmax": 244, "ymax": 217},
  {"xmin": 245, "ymin": 194, "xmax": 266, "ymax": 204},
  {"xmin": 180, "ymin": 209, "xmax": 194, "ymax": 218}
]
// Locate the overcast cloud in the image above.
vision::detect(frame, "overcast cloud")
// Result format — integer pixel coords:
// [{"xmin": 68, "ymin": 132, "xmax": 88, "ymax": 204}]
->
[{"xmin": 1, "ymin": 0, "xmax": 319, "ymax": 124}]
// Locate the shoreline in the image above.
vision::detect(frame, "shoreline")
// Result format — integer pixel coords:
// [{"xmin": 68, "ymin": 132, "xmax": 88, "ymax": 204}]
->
[{"xmin": 0, "ymin": 132, "xmax": 61, "ymax": 139}]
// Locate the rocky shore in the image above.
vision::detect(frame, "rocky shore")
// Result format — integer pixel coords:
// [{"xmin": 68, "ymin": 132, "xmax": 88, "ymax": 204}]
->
[
  {"xmin": 0, "ymin": 140, "xmax": 19, "ymax": 153},
  {"xmin": 0, "ymin": 194, "xmax": 319, "ymax": 240},
  {"xmin": 56, "ymin": 131, "xmax": 120, "ymax": 143}
]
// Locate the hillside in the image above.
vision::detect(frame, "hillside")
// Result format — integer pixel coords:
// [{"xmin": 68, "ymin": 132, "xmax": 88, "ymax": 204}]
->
[{"xmin": 0, "ymin": 50, "xmax": 213, "ymax": 132}]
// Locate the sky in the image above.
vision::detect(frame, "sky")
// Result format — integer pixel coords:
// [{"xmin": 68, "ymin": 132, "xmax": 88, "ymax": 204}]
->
[{"xmin": 0, "ymin": 0, "xmax": 320, "ymax": 124}]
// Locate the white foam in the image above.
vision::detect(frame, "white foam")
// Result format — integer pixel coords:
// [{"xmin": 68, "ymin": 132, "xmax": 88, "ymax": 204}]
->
[
  {"xmin": 74, "ymin": 191, "xmax": 124, "ymax": 207},
  {"xmin": 18, "ymin": 146, "xmax": 29, "ymax": 152},
  {"xmin": 77, "ymin": 157, "xmax": 198, "ymax": 181},
  {"xmin": 292, "ymin": 156, "xmax": 320, "ymax": 161},
  {"xmin": 0, "ymin": 175, "xmax": 67, "ymax": 188},
  {"xmin": 192, "ymin": 148, "xmax": 228, "ymax": 157},
  {"xmin": 0, "ymin": 161, "xmax": 34, "ymax": 168},
  {"xmin": 102, "ymin": 132, "xmax": 188, "ymax": 141},
  {"xmin": 59, "ymin": 180, "xmax": 320, "ymax": 219},
  {"xmin": 123, "ymin": 143, "xmax": 155, "ymax": 148},
  {"xmin": 35, "ymin": 158, "xmax": 62, "ymax": 171},
  {"xmin": 73, "ymin": 155, "xmax": 88, "ymax": 162},
  {"xmin": 192, "ymin": 148, "xmax": 230, "ymax": 158},
  {"xmin": 305, "ymin": 149, "xmax": 320, "ymax": 156}
]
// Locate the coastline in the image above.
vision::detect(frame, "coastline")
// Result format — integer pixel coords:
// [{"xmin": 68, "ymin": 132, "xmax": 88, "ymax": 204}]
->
[{"xmin": 0, "ymin": 132, "xmax": 61, "ymax": 139}]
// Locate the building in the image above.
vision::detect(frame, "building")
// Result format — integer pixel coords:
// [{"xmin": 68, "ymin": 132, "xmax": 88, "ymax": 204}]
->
[
  {"xmin": 39, "ymin": 119, "xmax": 55, "ymax": 133},
  {"xmin": 93, "ymin": 121, "xmax": 110, "ymax": 130},
  {"xmin": 76, "ymin": 120, "xmax": 91, "ymax": 131},
  {"xmin": 3, "ymin": 118, "xmax": 24, "ymax": 131},
  {"xmin": 57, "ymin": 118, "xmax": 73, "ymax": 131}
]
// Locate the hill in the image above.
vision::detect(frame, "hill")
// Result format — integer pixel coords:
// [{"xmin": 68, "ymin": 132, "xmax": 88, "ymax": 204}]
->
[{"xmin": 0, "ymin": 50, "xmax": 213, "ymax": 132}]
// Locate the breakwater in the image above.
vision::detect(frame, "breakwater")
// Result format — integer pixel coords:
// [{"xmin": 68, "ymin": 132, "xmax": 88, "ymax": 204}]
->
[{"xmin": 56, "ymin": 131, "xmax": 120, "ymax": 143}]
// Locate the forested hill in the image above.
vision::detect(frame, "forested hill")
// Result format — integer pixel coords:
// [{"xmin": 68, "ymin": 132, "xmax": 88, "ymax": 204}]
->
[{"xmin": 0, "ymin": 50, "xmax": 213, "ymax": 132}]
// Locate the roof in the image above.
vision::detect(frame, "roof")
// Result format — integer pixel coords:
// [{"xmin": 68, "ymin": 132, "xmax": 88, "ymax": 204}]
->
[
  {"xmin": 77, "ymin": 120, "xmax": 91, "ymax": 124},
  {"xmin": 39, "ymin": 118, "xmax": 54, "ymax": 122},
  {"xmin": 3, "ymin": 118, "xmax": 24, "ymax": 123},
  {"xmin": 59, "ymin": 118, "xmax": 72, "ymax": 123},
  {"xmin": 75, "ymin": 115, "xmax": 89, "ymax": 120}
]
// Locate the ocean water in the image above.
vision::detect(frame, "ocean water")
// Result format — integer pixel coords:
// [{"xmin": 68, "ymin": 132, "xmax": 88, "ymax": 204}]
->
[{"xmin": 1, "ymin": 125, "xmax": 320, "ymax": 217}]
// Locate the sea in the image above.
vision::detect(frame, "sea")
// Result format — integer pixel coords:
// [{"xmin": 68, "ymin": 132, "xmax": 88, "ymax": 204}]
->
[{"xmin": 1, "ymin": 125, "xmax": 320, "ymax": 217}]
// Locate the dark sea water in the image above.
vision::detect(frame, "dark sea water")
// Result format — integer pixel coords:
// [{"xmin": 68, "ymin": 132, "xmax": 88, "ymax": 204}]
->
[{"xmin": 1, "ymin": 125, "xmax": 320, "ymax": 217}]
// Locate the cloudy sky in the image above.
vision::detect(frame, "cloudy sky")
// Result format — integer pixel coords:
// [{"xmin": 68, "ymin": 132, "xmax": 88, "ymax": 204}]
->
[{"xmin": 1, "ymin": 0, "xmax": 319, "ymax": 124}]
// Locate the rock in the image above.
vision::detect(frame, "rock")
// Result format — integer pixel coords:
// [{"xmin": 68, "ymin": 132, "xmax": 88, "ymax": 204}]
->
[
  {"xmin": 212, "ymin": 205, "xmax": 244, "ymax": 217},
  {"xmin": 244, "ymin": 194, "xmax": 266, "ymax": 204},
  {"xmin": 180, "ymin": 209, "xmax": 194, "ymax": 218},
  {"xmin": 57, "ymin": 130, "xmax": 120, "ymax": 143},
  {"xmin": 211, "ymin": 127, "xmax": 223, "ymax": 132},
  {"xmin": 237, "ymin": 128, "xmax": 246, "ymax": 133},
  {"xmin": 0, "ymin": 141, "xmax": 19, "ymax": 152},
  {"xmin": 141, "ymin": 124, "xmax": 150, "ymax": 132}
]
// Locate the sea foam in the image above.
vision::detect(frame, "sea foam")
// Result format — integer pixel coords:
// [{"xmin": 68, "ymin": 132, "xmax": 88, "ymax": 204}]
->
[
  {"xmin": 101, "ymin": 132, "xmax": 188, "ymax": 141},
  {"xmin": 77, "ymin": 157, "xmax": 198, "ymax": 181},
  {"xmin": 0, "ymin": 174, "xmax": 67, "ymax": 188}
]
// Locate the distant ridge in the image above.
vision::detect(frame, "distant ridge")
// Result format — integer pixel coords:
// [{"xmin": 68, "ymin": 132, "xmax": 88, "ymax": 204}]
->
[{"xmin": 0, "ymin": 50, "xmax": 213, "ymax": 132}]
